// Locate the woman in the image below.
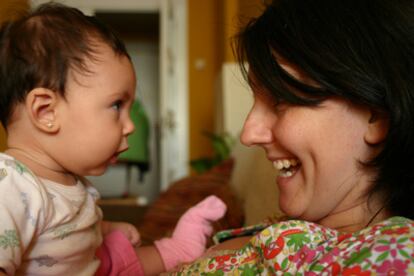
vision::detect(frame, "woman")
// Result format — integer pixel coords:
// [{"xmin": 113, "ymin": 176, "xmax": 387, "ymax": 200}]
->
[{"xmin": 172, "ymin": 0, "xmax": 414, "ymax": 274}]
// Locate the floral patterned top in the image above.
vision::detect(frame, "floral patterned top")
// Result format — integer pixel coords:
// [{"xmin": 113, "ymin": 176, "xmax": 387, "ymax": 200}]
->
[{"xmin": 172, "ymin": 216, "xmax": 414, "ymax": 275}]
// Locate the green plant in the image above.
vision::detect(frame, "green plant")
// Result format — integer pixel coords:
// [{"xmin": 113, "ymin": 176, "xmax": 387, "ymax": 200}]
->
[{"xmin": 190, "ymin": 132, "xmax": 235, "ymax": 174}]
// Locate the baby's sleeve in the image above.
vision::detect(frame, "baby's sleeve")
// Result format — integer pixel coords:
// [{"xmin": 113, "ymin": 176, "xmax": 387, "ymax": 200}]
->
[{"xmin": 0, "ymin": 164, "xmax": 46, "ymax": 275}]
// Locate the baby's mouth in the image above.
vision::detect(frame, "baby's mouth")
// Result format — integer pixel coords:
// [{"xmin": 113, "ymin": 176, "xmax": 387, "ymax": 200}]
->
[{"xmin": 273, "ymin": 158, "xmax": 301, "ymax": 177}]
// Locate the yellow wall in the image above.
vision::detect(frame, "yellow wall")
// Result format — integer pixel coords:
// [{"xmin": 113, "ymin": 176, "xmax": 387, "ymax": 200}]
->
[
  {"xmin": 188, "ymin": 0, "xmax": 263, "ymax": 162},
  {"xmin": 188, "ymin": 0, "xmax": 221, "ymax": 161},
  {"xmin": 222, "ymin": 0, "xmax": 264, "ymax": 63},
  {"xmin": 0, "ymin": 0, "xmax": 29, "ymax": 23}
]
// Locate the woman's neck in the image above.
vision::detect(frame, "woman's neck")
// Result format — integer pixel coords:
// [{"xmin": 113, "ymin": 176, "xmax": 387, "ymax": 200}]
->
[
  {"xmin": 5, "ymin": 147, "xmax": 76, "ymax": 186},
  {"xmin": 317, "ymin": 197, "xmax": 391, "ymax": 232}
]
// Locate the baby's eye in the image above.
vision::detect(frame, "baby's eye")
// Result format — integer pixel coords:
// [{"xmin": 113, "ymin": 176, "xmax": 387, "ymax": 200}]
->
[{"xmin": 111, "ymin": 100, "xmax": 123, "ymax": 111}]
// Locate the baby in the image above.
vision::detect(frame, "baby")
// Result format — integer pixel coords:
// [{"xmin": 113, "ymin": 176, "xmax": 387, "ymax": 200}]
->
[{"xmin": 0, "ymin": 3, "xmax": 226, "ymax": 275}]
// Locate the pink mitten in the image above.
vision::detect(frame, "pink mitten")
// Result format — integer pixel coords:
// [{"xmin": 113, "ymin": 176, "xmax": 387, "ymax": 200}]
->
[{"xmin": 154, "ymin": 195, "xmax": 227, "ymax": 270}]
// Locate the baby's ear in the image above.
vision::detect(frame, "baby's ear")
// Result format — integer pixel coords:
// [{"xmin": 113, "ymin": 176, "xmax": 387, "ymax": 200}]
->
[
  {"xmin": 25, "ymin": 88, "xmax": 60, "ymax": 133},
  {"xmin": 364, "ymin": 110, "xmax": 388, "ymax": 145}
]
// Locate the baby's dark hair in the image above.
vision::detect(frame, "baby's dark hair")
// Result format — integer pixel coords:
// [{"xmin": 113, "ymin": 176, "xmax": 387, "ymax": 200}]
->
[
  {"xmin": 236, "ymin": 0, "xmax": 414, "ymax": 218},
  {"xmin": 0, "ymin": 2, "xmax": 129, "ymax": 127}
]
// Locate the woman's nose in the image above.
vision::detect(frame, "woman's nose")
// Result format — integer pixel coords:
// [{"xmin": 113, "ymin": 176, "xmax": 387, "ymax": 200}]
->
[{"xmin": 240, "ymin": 110, "xmax": 273, "ymax": 147}]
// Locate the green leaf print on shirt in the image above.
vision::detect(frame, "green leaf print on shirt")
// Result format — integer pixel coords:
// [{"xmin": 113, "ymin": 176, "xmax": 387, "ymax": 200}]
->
[
  {"xmin": 344, "ymin": 247, "xmax": 372, "ymax": 266},
  {"xmin": 202, "ymin": 271, "xmax": 225, "ymax": 276},
  {"xmin": 53, "ymin": 224, "xmax": 77, "ymax": 240},
  {"xmin": 286, "ymin": 232, "xmax": 311, "ymax": 251},
  {"xmin": 4, "ymin": 159, "xmax": 36, "ymax": 179},
  {"xmin": 239, "ymin": 264, "xmax": 262, "ymax": 275},
  {"xmin": 0, "ymin": 230, "xmax": 20, "ymax": 249},
  {"xmin": 4, "ymin": 159, "xmax": 26, "ymax": 174}
]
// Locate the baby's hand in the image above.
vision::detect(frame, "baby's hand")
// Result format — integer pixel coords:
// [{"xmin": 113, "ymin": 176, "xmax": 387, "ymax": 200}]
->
[
  {"xmin": 154, "ymin": 195, "xmax": 227, "ymax": 270},
  {"xmin": 101, "ymin": 221, "xmax": 141, "ymax": 247}
]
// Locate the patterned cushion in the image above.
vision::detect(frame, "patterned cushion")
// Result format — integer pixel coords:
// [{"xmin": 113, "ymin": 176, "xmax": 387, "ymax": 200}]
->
[{"xmin": 137, "ymin": 158, "xmax": 244, "ymax": 245}]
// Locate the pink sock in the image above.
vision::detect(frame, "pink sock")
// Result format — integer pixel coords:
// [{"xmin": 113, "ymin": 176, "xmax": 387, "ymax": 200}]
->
[
  {"xmin": 154, "ymin": 195, "xmax": 227, "ymax": 270},
  {"xmin": 95, "ymin": 230, "xmax": 145, "ymax": 276}
]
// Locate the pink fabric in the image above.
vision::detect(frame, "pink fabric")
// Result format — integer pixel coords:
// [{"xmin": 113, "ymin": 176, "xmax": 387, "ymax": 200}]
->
[
  {"xmin": 154, "ymin": 195, "xmax": 227, "ymax": 270},
  {"xmin": 95, "ymin": 230, "xmax": 144, "ymax": 276}
]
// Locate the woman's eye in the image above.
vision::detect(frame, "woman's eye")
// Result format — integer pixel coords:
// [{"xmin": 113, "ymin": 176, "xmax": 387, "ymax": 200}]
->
[{"xmin": 112, "ymin": 100, "xmax": 123, "ymax": 111}]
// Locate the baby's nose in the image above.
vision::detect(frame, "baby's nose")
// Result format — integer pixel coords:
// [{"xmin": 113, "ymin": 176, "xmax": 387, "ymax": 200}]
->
[{"xmin": 124, "ymin": 117, "xmax": 135, "ymax": 136}]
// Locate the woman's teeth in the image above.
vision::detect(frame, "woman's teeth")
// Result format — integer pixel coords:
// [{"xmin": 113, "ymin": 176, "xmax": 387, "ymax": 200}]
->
[
  {"xmin": 273, "ymin": 158, "xmax": 298, "ymax": 170},
  {"xmin": 272, "ymin": 158, "xmax": 300, "ymax": 178}
]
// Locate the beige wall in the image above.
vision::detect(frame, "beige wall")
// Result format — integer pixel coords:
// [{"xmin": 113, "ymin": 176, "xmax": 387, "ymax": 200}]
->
[{"xmin": 217, "ymin": 62, "xmax": 282, "ymax": 225}]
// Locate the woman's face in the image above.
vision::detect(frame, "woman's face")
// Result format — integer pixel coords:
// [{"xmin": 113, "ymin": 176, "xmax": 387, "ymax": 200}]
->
[{"xmin": 240, "ymin": 63, "xmax": 379, "ymax": 225}]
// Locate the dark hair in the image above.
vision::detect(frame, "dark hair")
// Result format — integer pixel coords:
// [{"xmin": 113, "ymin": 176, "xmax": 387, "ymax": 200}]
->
[
  {"xmin": 0, "ymin": 2, "xmax": 129, "ymax": 127},
  {"xmin": 236, "ymin": 0, "xmax": 414, "ymax": 219}
]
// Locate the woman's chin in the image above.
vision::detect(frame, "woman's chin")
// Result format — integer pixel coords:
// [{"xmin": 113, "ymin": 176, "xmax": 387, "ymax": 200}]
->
[{"xmin": 279, "ymin": 199, "xmax": 305, "ymax": 219}]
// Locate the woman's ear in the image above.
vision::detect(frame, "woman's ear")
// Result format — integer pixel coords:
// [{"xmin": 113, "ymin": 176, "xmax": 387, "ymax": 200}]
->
[
  {"xmin": 25, "ymin": 88, "xmax": 60, "ymax": 133},
  {"xmin": 364, "ymin": 110, "xmax": 388, "ymax": 145}
]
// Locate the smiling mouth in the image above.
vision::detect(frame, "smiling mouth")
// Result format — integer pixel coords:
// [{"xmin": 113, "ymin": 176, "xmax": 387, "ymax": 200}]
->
[{"xmin": 273, "ymin": 158, "xmax": 300, "ymax": 177}]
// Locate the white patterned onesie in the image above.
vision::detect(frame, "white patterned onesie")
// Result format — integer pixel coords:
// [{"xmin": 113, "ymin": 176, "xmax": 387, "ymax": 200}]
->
[{"xmin": 0, "ymin": 153, "xmax": 103, "ymax": 275}]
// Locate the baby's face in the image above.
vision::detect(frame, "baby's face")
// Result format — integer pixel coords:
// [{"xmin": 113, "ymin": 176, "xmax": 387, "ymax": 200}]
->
[
  {"xmin": 54, "ymin": 41, "xmax": 136, "ymax": 176},
  {"xmin": 240, "ymin": 61, "xmax": 382, "ymax": 227}
]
